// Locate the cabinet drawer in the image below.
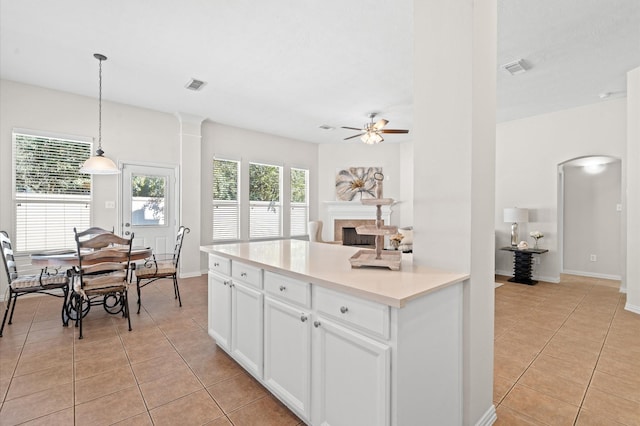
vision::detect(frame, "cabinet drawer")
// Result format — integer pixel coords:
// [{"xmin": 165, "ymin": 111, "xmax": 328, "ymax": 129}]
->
[
  {"xmin": 314, "ymin": 286, "xmax": 390, "ymax": 340},
  {"xmin": 264, "ymin": 272, "xmax": 311, "ymax": 308},
  {"xmin": 209, "ymin": 254, "xmax": 231, "ymax": 276},
  {"xmin": 232, "ymin": 261, "xmax": 263, "ymax": 289}
]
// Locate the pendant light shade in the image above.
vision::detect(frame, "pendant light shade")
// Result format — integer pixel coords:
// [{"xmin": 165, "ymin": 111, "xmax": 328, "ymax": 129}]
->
[{"xmin": 80, "ymin": 53, "xmax": 120, "ymax": 175}]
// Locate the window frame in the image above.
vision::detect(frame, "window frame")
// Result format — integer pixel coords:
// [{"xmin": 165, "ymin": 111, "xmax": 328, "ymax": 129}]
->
[
  {"xmin": 12, "ymin": 128, "xmax": 93, "ymax": 254},
  {"xmin": 249, "ymin": 161, "xmax": 283, "ymax": 240},
  {"xmin": 290, "ymin": 167, "xmax": 309, "ymax": 237}
]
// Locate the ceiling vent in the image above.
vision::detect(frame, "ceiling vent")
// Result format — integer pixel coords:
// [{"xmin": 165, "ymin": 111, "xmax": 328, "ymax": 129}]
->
[
  {"xmin": 502, "ymin": 59, "xmax": 528, "ymax": 75},
  {"xmin": 318, "ymin": 124, "xmax": 334, "ymax": 130},
  {"xmin": 185, "ymin": 78, "xmax": 207, "ymax": 91}
]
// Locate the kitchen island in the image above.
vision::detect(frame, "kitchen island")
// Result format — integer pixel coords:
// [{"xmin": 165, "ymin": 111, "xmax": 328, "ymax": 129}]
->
[{"xmin": 201, "ymin": 240, "xmax": 469, "ymax": 426}]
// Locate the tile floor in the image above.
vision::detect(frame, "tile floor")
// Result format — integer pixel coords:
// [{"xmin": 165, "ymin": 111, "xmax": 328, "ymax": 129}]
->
[
  {"xmin": 0, "ymin": 276, "xmax": 303, "ymax": 425},
  {"xmin": 1, "ymin": 273, "xmax": 639, "ymax": 425},
  {"xmin": 494, "ymin": 274, "xmax": 640, "ymax": 426}
]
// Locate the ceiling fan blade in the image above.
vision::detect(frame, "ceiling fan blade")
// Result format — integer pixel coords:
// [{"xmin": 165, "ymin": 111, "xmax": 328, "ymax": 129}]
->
[
  {"xmin": 380, "ymin": 129, "xmax": 409, "ymax": 134},
  {"xmin": 341, "ymin": 126, "xmax": 364, "ymax": 131},
  {"xmin": 344, "ymin": 133, "xmax": 365, "ymax": 140},
  {"xmin": 372, "ymin": 119, "xmax": 389, "ymax": 130}
]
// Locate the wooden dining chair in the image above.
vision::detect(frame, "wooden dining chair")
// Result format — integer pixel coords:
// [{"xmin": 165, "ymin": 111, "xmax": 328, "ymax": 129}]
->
[
  {"xmin": 73, "ymin": 229, "xmax": 134, "ymax": 339},
  {"xmin": 134, "ymin": 226, "xmax": 190, "ymax": 314},
  {"xmin": 1, "ymin": 231, "xmax": 70, "ymax": 337}
]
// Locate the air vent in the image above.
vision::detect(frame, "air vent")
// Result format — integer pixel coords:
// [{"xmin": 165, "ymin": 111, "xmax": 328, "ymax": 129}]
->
[
  {"xmin": 185, "ymin": 78, "xmax": 207, "ymax": 91},
  {"xmin": 502, "ymin": 59, "xmax": 528, "ymax": 75},
  {"xmin": 318, "ymin": 124, "xmax": 334, "ymax": 130}
]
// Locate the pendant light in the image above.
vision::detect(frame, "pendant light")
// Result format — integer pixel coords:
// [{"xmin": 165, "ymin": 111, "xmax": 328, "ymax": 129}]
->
[{"xmin": 80, "ymin": 53, "xmax": 120, "ymax": 175}]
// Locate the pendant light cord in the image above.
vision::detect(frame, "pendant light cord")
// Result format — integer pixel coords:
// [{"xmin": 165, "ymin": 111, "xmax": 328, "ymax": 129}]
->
[{"xmin": 94, "ymin": 53, "xmax": 107, "ymax": 156}]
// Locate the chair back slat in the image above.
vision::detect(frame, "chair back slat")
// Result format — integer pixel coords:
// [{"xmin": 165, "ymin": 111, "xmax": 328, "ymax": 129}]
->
[
  {"xmin": 171, "ymin": 226, "xmax": 190, "ymax": 267},
  {"xmin": 1, "ymin": 231, "xmax": 19, "ymax": 283},
  {"xmin": 74, "ymin": 229, "xmax": 134, "ymax": 290}
]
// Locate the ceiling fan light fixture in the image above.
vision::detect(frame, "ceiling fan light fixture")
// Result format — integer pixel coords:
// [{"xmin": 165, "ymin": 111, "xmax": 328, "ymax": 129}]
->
[{"xmin": 361, "ymin": 132, "xmax": 383, "ymax": 144}]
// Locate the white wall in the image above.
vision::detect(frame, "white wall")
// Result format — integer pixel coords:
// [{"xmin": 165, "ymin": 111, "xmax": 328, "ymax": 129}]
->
[
  {"xmin": 200, "ymin": 121, "xmax": 318, "ymax": 257},
  {"xmin": 496, "ymin": 99, "xmax": 627, "ymax": 282},
  {"xmin": 563, "ymin": 161, "xmax": 621, "ymax": 279},
  {"xmin": 626, "ymin": 66, "xmax": 640, "ymax": 312}
]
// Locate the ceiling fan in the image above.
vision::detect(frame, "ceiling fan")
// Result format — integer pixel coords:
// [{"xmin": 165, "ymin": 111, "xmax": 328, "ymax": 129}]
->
[{"xmin": 341, "ymin": 113, "xmax": 409, "ymax": 144}]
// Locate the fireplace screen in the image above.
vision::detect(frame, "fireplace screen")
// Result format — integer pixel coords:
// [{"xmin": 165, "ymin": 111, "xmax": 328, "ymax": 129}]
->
[{"xmin": 342, "ymin": 227, "xmax": 375, "ymax": 247}]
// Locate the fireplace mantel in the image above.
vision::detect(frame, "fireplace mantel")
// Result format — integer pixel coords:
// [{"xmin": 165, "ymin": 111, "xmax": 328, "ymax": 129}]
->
[{"xmin": 324, "ymin": 200, "xmax": 398, "ymax": 240}]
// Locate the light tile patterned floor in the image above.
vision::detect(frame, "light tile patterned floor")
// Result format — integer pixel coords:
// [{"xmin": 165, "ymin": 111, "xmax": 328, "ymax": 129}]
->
[
  {"xmin": 494, "ymin": 274, "xmax": 640, "ymax": 426},
  {"xmin": 0, "ymin": 276, "xmax": 303, "ymax": 425},
  {"xmin": 1, "ymin": 273, "xmax": 639, "ymax": 425}
]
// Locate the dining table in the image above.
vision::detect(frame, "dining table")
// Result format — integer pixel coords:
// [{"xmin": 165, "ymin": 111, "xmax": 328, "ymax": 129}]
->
[{"xmin": 30, "ymin": 246, "xmax": 153, "ymax": 321}]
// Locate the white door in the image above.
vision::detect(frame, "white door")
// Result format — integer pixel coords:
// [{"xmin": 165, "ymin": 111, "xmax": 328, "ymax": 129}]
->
[
  {"xmin": 121, "ymin": 163, "xmax": 177, "ymax": 254},
  {"xmin": 231, "ymin": 281, "xmax": 264, "ymax": 378},
  {"xmin": 313, "ymin": 317, "xmax": 390, "ymax": 426},
  {"xmin": 208, "ymin": 273, "xmax": 232, "ymax": 350},
  {"xmin": 264, "ymin": 297, "xmax": 311, "ymax": 421}
]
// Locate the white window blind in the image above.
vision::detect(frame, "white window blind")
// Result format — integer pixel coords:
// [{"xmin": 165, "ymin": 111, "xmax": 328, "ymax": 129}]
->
[
  {"xmin": 213, "ymin": 159, "xmax": 240, "ymax": 240},
  {"xmin": 13, "ymin": 131, "xmax": 92, "ymax": 252},
  {"xmin": 290, "ymin": 168, "xmax": 309, "ymax": 236},
  {"xmin": 249, "ymin": 162, "xmax": 282, "ymax": 239}
]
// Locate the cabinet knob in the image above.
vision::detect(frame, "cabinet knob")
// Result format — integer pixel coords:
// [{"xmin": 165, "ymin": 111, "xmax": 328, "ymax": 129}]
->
[
  {"xmin": 223, "ymin": 280, "xmax": 229, "ymax": 286},
  {"xmin": 214, "ymin": 262, "xmax": 219, "ymax": 267},
  {"xmin": 279, "ymin": 285, "xmax": 286, "ymax": 292},
  {"xmin": 240, "ymin": 272, "xmax": 247, "ymax": 277},
  {"xmin": 300, "ymin": 315, "xmax": 308, "ymax": 322},
  {"xmin": 313, "ymin": 321, "xmax": 321, "ymax": 328},
  {"xmin": 340, "ymin": 306, "xmax": 349, "ymax": 314}
]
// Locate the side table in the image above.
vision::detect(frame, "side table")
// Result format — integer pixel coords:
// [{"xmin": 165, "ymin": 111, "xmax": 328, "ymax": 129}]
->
[{"xmin": 500, "ymin": 246, "xmax": 549, "ymax": 285}]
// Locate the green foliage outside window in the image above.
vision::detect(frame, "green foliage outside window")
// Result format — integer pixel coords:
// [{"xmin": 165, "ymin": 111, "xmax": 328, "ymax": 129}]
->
[
  {"xmin": 213, "ymin": 159, "xmax": 239, "ymax": 201},
  {"xmin": 132, "ymin": 175, "xmax": 165, "ymax": 197},
  {"xmin": 291, "ymin": 168, "xmax": 307, "ymax": 203},
  {"xmin": 249, "ymin": 163, "xmax": 280, "ymax": 202}
]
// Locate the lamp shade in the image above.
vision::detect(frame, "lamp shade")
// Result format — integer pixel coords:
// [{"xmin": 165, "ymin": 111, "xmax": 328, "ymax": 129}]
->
[
  {"xmin": 504, "ymin": 207, "xmax": 528, "ymax": 223},
  {"xmin": 80, "ymin": 154, "xmax": 120, "ymax": 174}
]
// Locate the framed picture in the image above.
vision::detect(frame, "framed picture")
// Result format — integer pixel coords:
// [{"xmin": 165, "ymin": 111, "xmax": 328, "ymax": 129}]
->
[{"xmin": 335, "ymin": 167, "xmax": 382, "ymax": 201}]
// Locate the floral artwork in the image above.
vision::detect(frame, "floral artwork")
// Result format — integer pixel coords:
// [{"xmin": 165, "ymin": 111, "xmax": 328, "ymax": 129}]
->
[{"xmin": 335, "ymin": 167, "xmax": 382, "ymax": 201}]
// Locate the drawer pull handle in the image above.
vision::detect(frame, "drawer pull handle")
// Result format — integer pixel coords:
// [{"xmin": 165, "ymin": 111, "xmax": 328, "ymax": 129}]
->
[
  {"xmin": 279, "ymin": 285, "xmax": 286, "ymax": 291},
  {"xmin": 340, "ymin": 306, "xmax": 349, "ymax": 314},
  {"xmin": 240, "ymin": 272, "xmax": 247, "ymax": 277},
  {"xmin": 300, "ymin": 315, "xmax": 308, "ymax": 322},
  {"xmin": 313, "ymin": 321, "xmax": 321, "ymax": 328}
]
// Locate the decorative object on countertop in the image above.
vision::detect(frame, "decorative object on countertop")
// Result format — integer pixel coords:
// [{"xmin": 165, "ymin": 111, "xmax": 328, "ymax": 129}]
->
[
  {"xmin": 389, "ymin": 233, "xmax": 404, "ymax": 249},
  {"xmin": 349, "ymin": 172, "xmax": 401, "ymax": 270},
  {"xmin": 517, "ymin": 241, "xmax": 529, "ymax": 250},
  {"xmin": 335, "ymin": 167, "xmax": 382, "ymax": 201},
  {"xmin": 504, "ymin": 207, "xmax": 529, "ymax": 247},
  {"xmin": 397, "ymin": 226, "xmax": 413, "ymax": 253},
  {"xmin": 530, "ymin": 231, "xmax": 544, "ymax": 249}
]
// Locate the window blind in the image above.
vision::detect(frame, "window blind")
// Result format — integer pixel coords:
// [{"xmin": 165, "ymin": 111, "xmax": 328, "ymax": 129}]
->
[
  {"xmin": 13, "ymin": 132, "xmax": 92, "ymax": 252},
  {"xmin": 249, "ymin": 163, "xmax": 282, "ymax": 239},
  {"xmin": 290, "ymin": 168, "xmax": 308, "ymax": 236},
  {"xmin": 213, "ymin": 159, "xmax": 240, "ymax": 240}
]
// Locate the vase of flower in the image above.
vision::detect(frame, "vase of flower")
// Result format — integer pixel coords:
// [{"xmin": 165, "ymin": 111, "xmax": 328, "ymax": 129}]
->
[{"xmin": 530, "ymin": 231, "xmax": 544, "ymax": 249}]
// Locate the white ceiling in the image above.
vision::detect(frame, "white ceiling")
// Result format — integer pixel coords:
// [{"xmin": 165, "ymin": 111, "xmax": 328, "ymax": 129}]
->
[{"xmin": 1, "ymin": 0, "xmax": 638, "ymax": 145}]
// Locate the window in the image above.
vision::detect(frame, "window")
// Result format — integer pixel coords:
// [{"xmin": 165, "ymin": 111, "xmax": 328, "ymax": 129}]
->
[
  {"xmin": 249, "ymin": 162, "xmax": 282, "ymax": 239},
  {"xmin": 13, "ymin": 131, "xmax": 92, "ymax": 252},
  {"xmin": 213, "ymin": 159, "xmax": 240, "ymax": 240},
  {"xmin": 131, "ymin": 174, "xmax": 166, "ymax": 226},
  {"xmin": 290, "ymin": 168, "xmax": 309, "ymax": 236}
]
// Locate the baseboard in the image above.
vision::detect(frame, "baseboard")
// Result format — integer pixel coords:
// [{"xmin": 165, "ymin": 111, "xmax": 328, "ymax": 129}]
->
[
  {"xmin": 494, "ymin": 282, "xmax": 503, "ymax": 288},
  {"xmin": 474, "ymin": 404, "xmax": 497, "ymax": 426},
  {"xmin": 562, "ymin": 269, "xmax": 621, "ymax": 281},
  {"xmin": 180, "ymin": 271, "xmax": 204, "ymax": 279},
  {"xmin": 625, "ymin": 303, "xmax": 640, "ymax": 315}
]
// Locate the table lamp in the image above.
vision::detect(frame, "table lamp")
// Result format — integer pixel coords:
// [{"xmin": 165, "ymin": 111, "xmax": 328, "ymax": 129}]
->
[{"xmin": 504, "ymin": 208, "xmax": 529, "ymax": 247}]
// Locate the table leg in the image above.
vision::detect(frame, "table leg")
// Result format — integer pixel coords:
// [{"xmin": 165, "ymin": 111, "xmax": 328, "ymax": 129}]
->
[{"xmin": 508, "ymin": 251, "xmax": 538, "ymax": 285}]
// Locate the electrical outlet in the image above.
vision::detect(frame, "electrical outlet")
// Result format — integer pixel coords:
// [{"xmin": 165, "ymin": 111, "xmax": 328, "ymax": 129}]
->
[
  {"xmin": 105, "ymin": 201, "xmax": 115, "ymax": 209},
  {"xmin": 590, "ymin": 254, "xmax": 597, "ymax": 262},
  {"xmin": 616, "ymin": 204, "xmax": 622, "ymax": 211}
]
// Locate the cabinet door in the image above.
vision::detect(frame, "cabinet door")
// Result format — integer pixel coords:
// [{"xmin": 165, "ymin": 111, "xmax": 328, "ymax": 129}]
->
[
  {"xmin": 313, "ymin": 317, "xmax": 390, "ymax": 426},
  {"xmin": 264, "ymin": 297, "xmax": 311, "ymax": 421},
  {"xmin": 208, "ymin": 273, "xmax": 232, "ymax": 351},
  {"xmin": 231, "ymin": 281, "xmax": 264, "ymax": 378}
]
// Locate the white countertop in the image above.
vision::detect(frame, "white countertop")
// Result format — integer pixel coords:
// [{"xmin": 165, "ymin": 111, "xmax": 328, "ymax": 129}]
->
[{"xmin": 201, "ymin": 240, "xmax": 469, "ymax": 308}]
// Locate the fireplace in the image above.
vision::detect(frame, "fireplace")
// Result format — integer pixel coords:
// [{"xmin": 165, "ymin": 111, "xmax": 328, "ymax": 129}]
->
[{"xmin": 341, "ymin": 227, "xmax": 376, "ymax": 247}]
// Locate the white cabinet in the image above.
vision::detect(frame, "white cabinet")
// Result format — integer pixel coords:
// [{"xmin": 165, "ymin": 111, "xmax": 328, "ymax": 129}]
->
[
  {"xmin": 208, "ymin": 272, "xmax": 231, "ymax": 351},
  {"xmin": 264, "ymin": 296, "xmax": 311, "ymax": 422},
  {"xmin": 312, "ymin": 316, "xmax": 390, "ymax": 426},
  {"xmin": 231, "ymin": 280, "xmax": 264, "ymax": 378}
]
